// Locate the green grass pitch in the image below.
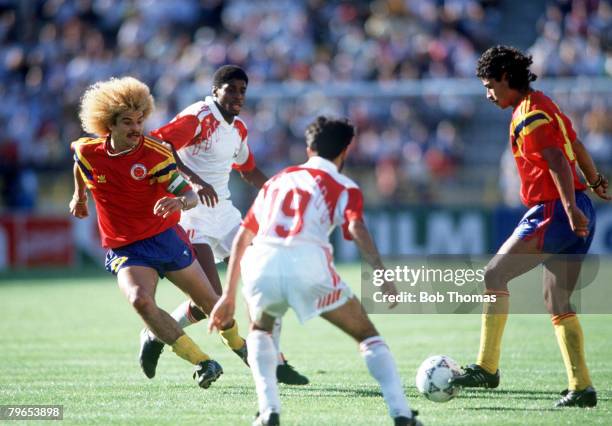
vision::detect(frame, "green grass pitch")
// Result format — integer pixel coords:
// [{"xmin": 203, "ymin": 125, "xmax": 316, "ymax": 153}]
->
[{"xmin": 0, "ymin": 264, "xmax": 610, "ymax": 425}]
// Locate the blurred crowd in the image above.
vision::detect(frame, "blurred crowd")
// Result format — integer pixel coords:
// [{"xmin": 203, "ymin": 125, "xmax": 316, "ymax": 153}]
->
[
  {"xmin": 529, "ymin": 0, "xmax": 611, "ymax": 77},
  {"xmin": 0, "ymin": 0, "xmax": 610, "ymax": 209}
]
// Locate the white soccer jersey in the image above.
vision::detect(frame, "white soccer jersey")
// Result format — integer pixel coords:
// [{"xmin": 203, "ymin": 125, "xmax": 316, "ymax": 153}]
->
[
  {"xmin": 242, "ymin": 156, "xmax": 364, "ymax": 251},
  {"xmin": 151, "ymin": 96, "xmax": 254, "ymax": 201}
]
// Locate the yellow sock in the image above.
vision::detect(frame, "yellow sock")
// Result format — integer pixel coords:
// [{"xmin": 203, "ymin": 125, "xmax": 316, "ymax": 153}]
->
[
  {"xmin": 219, "ymin": 320, "xmax": 245, "ymax": 350},
  {"xmin": 171, "ymin": 334, "xmax": 210, "ymax": 365},
  {"xmin": 476, "ymin": 291, "xmax": 509, "ymax": 374},
  {"xmin": 552, "ymin": 313, "xmax": 592, "ymax": 391}
]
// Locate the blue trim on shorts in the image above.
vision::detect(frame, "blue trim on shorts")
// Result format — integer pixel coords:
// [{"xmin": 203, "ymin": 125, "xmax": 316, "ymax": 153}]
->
[
  {"xmin": 513, "ymin": 191, "xmax": 595, "ymax": 254},
  {"xmin": 105, "ymin": 225, "xmax": 194, "ymax": 278}
]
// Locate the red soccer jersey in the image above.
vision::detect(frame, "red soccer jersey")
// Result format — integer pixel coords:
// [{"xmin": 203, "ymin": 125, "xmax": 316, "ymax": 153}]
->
[
  {"xmin": 71, "ymin": 136, "xmax": 190, "ymax": 249},
  {"xmin": 510, "ymin": 90, "xmax": 586, "ymax": 206}
]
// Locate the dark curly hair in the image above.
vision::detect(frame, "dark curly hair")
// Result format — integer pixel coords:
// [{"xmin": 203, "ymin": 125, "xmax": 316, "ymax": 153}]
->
[
  {"xmin": 304, "ymin": 116, "xmax": 354, "ymax": 160},
  {"xmin": 212, "ymin": 64, "xmax": 248, "ymax": 88},
  {"xmin": 476, "ymin": 45, "xmax": 537, "ymax": 91}
]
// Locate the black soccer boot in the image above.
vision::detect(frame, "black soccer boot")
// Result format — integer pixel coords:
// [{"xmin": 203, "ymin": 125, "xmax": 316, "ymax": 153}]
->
[
  {"xmin": 277, "ymin": 360, "xmax": 309, "ymax": 385},
  {"xmin": 253, "ymin": 411, "xmax": 280, "ymax": 426},
  {"xmin": 139, "ymin": 329, "xmax": 164, "ymax": 379},
  {"xmin": 193, "ymin": 359, "xmax": 223, "ymax": 389},
  {"xmin": 448, "ymin": 364, "xmax": 500, "ymax": 388},
  {"xmin": 394, "ymin": 410, "xmax": 423, "ymax": 426},
  {"xmin": 554, "ymin": 386, "xmax": 597, "ymax": 408}
]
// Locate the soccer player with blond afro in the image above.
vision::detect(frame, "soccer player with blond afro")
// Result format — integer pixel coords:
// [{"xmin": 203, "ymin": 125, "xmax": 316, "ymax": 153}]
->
[{"xmin": 70, "ymin": 76, "xmax": 248, "ymax": 389}]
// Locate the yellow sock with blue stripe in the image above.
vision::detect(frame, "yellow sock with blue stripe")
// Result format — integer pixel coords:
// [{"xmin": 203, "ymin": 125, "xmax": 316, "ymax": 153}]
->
[
  {"xmin": 220, "ymin": 320, "xmax": 245, "ymax": 350},
  {"xmin": 552, "ymin": 313, "xmax": 592, "ymax": 391},
  {"xmin": 172, "ymin": 334, "xmax": 210, "ymax": 365},
  {"xmin": 476, "ymin": 291, "xmax": 509, "ymax": 374}
]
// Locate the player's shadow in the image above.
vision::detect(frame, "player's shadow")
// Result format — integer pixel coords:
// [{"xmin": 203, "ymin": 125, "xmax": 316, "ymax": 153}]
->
[
  {"xmin": 495, "ymin": 389, "xmax": 610, "ymax": 401},
  {"xmin": 218, "ymin": 385, "xmax": 383, "ymax": 398},
  {"xmin": 496, "ymin": 389, "xmax": 563, "ymax": 395},
  {"xmin": 461, "ymin": 406, "xmax": 558, "ymax": 412},
  {"xmin": 461, "ymin": 389, "xmax": 562, "ymax": 401},
  {"xmin": 287, "ymin": 386, "xmax": 382, "ymax": 398}
]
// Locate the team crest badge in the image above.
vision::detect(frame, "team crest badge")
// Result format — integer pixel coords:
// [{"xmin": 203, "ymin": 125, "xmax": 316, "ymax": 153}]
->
[{"xmin": 130, "ymin": 163, "xmax": 147, "ymax": 180}]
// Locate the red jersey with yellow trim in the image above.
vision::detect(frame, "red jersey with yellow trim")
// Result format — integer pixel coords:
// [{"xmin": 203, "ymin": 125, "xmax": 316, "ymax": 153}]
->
[
  {"xmin": 71, "ymin": 136, "xmax": 190, "ymax": 249},
  {"xmin": 242, "ymin": 156, "xmax": 364, "ymax": 251},
  {"xmin": 510, "ymin": 90, "xmax": 586, "ymax": 207}
]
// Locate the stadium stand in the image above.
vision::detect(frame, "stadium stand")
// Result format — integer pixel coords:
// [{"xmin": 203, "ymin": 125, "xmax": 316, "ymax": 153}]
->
[{"xmin": 0, "ymin": 0, "xmax": 609, "ymax": 210}]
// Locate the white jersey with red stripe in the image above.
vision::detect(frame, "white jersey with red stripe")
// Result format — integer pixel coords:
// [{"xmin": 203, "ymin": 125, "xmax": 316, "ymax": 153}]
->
[
  {"xmin": 150, "ymin": 96, "xmax": 255, "ymax": 202},
  {"xmin": 242, "ymin": 156, "xmax": 364, "ymax": 251}
]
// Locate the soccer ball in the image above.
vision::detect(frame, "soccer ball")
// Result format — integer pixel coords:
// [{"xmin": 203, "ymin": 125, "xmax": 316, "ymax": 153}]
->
[{"xmin": 415, "ymin": 355, "xmax": 462, "ymax": 403}]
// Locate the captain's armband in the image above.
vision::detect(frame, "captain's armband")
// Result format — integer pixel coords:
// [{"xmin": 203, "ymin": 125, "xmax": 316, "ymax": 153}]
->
[{"xmin": 167, "ymin": 172, "xmax": 189, "ymax": 196}]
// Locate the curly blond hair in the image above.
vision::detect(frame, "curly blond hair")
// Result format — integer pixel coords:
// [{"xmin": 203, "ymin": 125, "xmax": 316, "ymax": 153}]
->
[{"xmin": 79, "ymin": 76, "xmax": 155, "ymax": 136}]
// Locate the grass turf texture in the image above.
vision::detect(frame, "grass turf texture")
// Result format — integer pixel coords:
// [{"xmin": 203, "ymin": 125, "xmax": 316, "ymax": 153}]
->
[{"xmin": 0, "ymin": 264, "xmax": 610, "ymax": 425}]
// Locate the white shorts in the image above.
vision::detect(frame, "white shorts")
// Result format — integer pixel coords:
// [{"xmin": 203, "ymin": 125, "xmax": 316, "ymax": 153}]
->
[
  {"xmin": 179, "ymin": 200, "xmax": 242, "ymax": 263},
  {"xmin": 241, "ymin": 243, "xmax": 353, "ymax": 324}
]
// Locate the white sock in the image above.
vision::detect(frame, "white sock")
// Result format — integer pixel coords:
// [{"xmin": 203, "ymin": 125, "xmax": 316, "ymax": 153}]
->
[
  {"xmin": 271, "ymin": 318, "xmax": 284, "ymax": 365},
  {"xmin": 360, "ymin": 336, "xmax": 411, "ymax": 419},
  {"xmin": 247, "ymin": 330, "xmax": 281, "ymax": 417},
  {"xmin": 172, "ymin": 300, "xmax": 200, "ymax": 328},
  {"xmin": 148, "ymin": 300, "xmax": 198, "ymax": 342}
]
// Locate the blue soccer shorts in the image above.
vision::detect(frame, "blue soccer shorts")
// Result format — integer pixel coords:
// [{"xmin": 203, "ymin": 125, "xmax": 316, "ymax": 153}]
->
[
  {"xmin": 513, "ymin": 191, "xmax": 595, "ymax": 255},
  {"xmin": 105, "ymin": 224, "xmax": 194, "ymax": 277}
]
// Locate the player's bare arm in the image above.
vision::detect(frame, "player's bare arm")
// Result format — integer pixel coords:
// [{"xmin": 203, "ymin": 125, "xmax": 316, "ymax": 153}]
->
[
  {"xmin": 541, "ymin": 146, "xmax": 589, "ymax": 237},
  {"xmin": 69, "ymin": 162, "xmax": 89, "ymax": 218},
  {"xmin": 153, "ymin": 189, "xmax": 198, "ymax": 219},
  {"xmin": 348, "ymin": 219, "xmax": 399, "ymax": 308},
  {"xmin": 572, "ymin": 138, "xmax": 611, "ymax": 200},
  {"xmin": 168, "ymin": 143, "xmax": 219, "ymax": 207},
  {"xmin": 239, "ymin": 166, "xmax": 268, "ymax": 189},
  {"xmin": 208, "ymin": 226, "xmax": 256, "ymax": 332}
]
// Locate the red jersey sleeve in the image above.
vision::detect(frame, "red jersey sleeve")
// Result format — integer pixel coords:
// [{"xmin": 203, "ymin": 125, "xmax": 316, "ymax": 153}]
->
[
  {"xmin": 341, "ymin": 187, "xmax": 364, "ymax": 240},
  {"xmin": 519, "ymin": 109, "xmax": 561, "ymax": 155},
  {"xmin": 561, "ymin": 113, "xmax": 578, "ymax": 144},
  {"xmin": 150, "ymin": 115, "xmax": 200, "ymax": 150},
  {"xmin": 71, "ymin": 137, "xmax": 98, "ymax": 187},
  {"xmin": 70, "ymin": 137, "xmax": 93, "ymax": 153},
  {"xmin": 231, "ymin": 120, "xmax": 256, "ymax": 172},
  {"xmin": 232, "ymin": 149, "xmax": 256, "ymax": 172}
]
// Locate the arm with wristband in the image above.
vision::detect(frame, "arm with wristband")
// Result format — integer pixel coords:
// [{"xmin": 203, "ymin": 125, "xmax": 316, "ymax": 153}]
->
[
  {"xmin": 153, "ymin": 172, "xmax": 198, "ymax": 219},
  {"xmin": 572, "ymin": 138, "xmax": 610, "ymax": 200}
]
